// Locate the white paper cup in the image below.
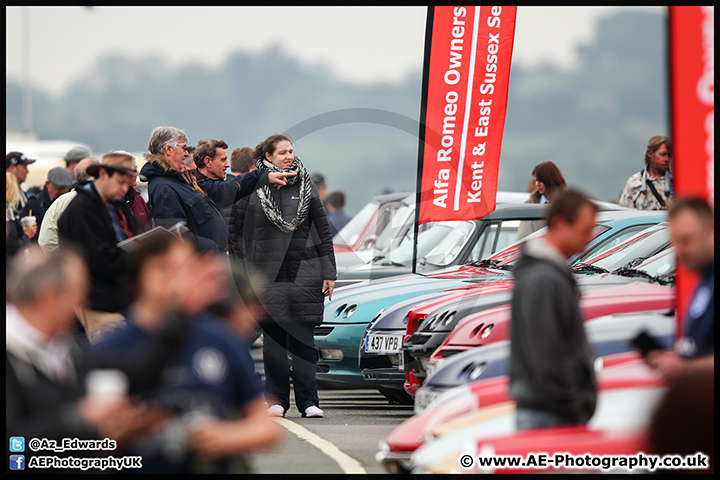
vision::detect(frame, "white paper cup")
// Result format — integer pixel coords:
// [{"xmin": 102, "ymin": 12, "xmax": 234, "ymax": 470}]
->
[
  {"xmin": 21, "ymin": 216, "xmax": 36, "ymax": 227},
  {"xmin": 85, "ymin": 369, "xmax": 129, "ymax": 403}
]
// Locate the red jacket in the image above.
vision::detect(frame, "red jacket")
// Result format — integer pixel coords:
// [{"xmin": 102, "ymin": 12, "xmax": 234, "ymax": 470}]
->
[{"xmin": 126, "ymin": 187, "xmax": 152, "ymax": 228}]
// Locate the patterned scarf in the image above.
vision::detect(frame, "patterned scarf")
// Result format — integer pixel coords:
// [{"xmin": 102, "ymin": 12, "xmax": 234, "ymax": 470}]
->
[{"xmin": 256, "ymin": 155, "xmax": 312, "ymax": 233}]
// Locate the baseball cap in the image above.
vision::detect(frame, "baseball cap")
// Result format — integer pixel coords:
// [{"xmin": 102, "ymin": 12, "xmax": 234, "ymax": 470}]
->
[
  {"xmin": 6, "ymin": 151, "xmax": 37, "ymax": 169},
  {"xmin": 47, "ymin": 166, "xmax": 76, "ymax": 189},
  {"xmin": 64, "ymin": 146, "xmax": 93, "ymax": 165}
]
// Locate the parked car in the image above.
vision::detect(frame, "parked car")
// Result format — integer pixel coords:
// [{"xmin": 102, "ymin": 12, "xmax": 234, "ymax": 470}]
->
[
  {"xmin": 316, "ymin": 203, "xmax": 548, "ymax": 387},
  {"xmin": 378, "ymin": 349, "xmax": 648, "ymax": 474},
  {"xmin": 413, "ymin": 295, "xmax": 675, "ymax": 413},
  {"xmin": 316, "ymin": 209, "xmax": 665, "ymax": 390},
  {"xmin": 378, "ymin": 342, "xmax": 670, "ymax": 474},
  {"xmin": 360, "ymin": 209, "xmax": 666, "ymax": 402},
  {"xmin": 402, "ymin": 221, "xmax": 673, "ymax": 395},
  {"xmin": 334, "ymin": 192, "xmax": 414, "ymax": 270},
  {"xmin": 407, "ymin": 359, "xmax": 667, "ymax": 474}
]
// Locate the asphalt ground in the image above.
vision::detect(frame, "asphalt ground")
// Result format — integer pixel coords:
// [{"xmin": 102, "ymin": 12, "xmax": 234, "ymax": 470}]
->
[{"xmin": 246, "ymin": 337, "xmax": 414, "ymax": 474}]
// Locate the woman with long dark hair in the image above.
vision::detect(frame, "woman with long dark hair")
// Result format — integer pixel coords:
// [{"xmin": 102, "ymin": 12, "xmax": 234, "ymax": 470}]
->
[
  {"xmin": 518, "ymin": 161, "xmax": 567, "ymax": 239},
  {"xmin": 229, "ymin": 133, "xmax": 336, "ymax": 418}
]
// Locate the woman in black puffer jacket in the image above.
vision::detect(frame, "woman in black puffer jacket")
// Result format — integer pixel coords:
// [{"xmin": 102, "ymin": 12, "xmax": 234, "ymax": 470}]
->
[{"xmin": 229, "ymin": 133, "xmax": 336, "ymax": 419}]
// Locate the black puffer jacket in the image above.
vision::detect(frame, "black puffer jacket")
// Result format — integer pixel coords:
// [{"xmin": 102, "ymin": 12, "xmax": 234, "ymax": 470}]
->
[{"xmin": 229, "ymin": 180, "xmax": 336, "ymax": 326}]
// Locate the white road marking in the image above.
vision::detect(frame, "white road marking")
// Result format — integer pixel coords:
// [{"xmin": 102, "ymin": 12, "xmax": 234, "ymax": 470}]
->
[{"xmin": 273, "ymin": 418, "xmax": 367, "ymax": 474}]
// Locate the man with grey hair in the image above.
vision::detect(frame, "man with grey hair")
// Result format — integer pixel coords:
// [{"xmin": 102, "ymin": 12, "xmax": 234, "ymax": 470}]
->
[
  {"xmin": 140, "ymin": 126, "xmax": 293, "ymax": 252},
  {"xmin": 38, "ymin": 158, "xmax": 99, "ymax": 254},
  {"xmin": 6, "ymin": 246, "xmax": 134, "ymax": 457}
]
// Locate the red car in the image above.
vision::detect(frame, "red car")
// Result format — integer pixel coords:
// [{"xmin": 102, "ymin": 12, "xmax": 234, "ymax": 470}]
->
[
  {"xmin": 401, "ymin": 278, "xmax": 517, "ymax": 396},
  {"xmin": 417, "ymin": 359, "xmax": 668, "ymax": 474},
  {"xmin": 404, "ymin": 281, "xmax": 674, "ymax": 397},
  {"xmin": 380, "ymin": 355, "xmax": 666, "ymax": 474},
  {"xmin": 429, "ymin": 281, "xmax": 675, "ymax": 366}
]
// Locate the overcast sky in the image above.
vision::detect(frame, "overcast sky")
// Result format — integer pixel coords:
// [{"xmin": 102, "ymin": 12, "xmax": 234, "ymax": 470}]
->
[{"xmin": 6, "ymin": 6, "xmax": 665, "ymax": 98}]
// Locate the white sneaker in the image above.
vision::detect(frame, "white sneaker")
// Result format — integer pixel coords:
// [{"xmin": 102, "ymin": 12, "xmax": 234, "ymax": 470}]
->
[
  {"xmin": 303, "ymin": 405, "xmax": 324, "ymax": 418},
  {"xmin": 267, "ymin": 404, "xmax": 285, "ymax": 417}
]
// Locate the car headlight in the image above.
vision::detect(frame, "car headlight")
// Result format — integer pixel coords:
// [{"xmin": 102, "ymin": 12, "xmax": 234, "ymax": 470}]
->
[
  {"xmin": 441, "ymin": 311, "xmax": 456, "ymax": 327},
  {"xmin": 428, "ymin": 312, "xmax": 446, "ymax": 331},
  {"xmin": 480, "ymin": 323, "xmax": 493, "ymax": 339},
  {"xmin": 343, "ymin": 304, "xmax": 357, "ymax": 318},
  {"xmin": 334, "ymin": 304, "xmax": 348, "ymax": 318},
  {"xmin": 468, "ymin": 362, "xmax": 487, "ymax": 381}
]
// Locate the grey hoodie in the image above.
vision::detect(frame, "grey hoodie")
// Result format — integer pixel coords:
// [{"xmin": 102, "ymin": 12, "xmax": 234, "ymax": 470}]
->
[{"xmin": 509, "ymin": 236, "xmax": 597, "ymax": 424}]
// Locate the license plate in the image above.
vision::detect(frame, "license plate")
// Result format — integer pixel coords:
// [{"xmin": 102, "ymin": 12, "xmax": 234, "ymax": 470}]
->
[
  {"xmin": 365, "ymin": 334, "xmax": 403, "ymax": 354},
  {"xmin": 414, "ymin": 388, "xmax": 441, "ymax": 414}
]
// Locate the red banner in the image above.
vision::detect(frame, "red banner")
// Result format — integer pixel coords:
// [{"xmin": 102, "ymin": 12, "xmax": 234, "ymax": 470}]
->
[
  {"xmin": 417, "ymin": 6, "xmax": 517, "ymax": 225},
  {"xmin": 668, "ymin": 6, "xmax": 714, "ymax": 336}
]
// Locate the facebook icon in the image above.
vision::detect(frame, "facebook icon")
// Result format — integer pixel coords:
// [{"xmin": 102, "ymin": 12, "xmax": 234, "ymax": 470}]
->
[{"xmin": 10, "ymin": 455, "xmax": 25, "ymax": 470}]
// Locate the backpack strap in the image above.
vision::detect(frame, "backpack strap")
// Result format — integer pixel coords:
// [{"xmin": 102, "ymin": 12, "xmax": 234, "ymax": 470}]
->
[{"xmin": 644, "ymin": 171, "xmax": 667, "ymax": 209}]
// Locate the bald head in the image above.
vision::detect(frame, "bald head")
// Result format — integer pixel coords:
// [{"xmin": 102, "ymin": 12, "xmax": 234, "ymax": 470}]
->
[{"xmin": 75, "ymin": 157, "xmax": 100, "ymax": 184}]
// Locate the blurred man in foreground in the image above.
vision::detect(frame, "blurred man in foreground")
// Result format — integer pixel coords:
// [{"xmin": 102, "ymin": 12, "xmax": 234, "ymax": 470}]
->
[
  {"xmin": 6, "ymin": 247, "xmax": 140, "ymax": 469},
  {"xmin": 510, "ymin": 189, "xmax": 599, "ymax": 430},
  {"xmin": 94, "ymin": 233, "xmax": 281, "ymax": 473},
  {"xmin": 644, "ymin": 196, "xmax": 714, "ymax": 381}
]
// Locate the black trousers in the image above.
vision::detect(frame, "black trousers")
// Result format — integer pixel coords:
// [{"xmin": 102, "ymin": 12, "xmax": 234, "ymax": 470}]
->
[{"xmin": 260, "ymin": 319, "xmax": 320, "ymax": 413}]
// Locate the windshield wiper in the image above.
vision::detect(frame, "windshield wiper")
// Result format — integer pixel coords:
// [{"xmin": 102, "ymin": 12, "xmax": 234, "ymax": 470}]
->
[
  {"xmin": 465, "ymin": 259, "xmax": 513, "ymax": 271},
  {"xmin": 572, "ymin": 262, "xmax": 610, "ymax": 275},
  {"xmin": 624, "ymin": 256, "xmax": 651, "ymax": 269},
  {"xmin": 611, "ymin": 267, "xmax": 656, "ymax": 282}
]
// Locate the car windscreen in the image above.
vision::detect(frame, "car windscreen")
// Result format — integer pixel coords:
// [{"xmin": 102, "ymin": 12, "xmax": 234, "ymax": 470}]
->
[
  {"xmin": 334, "ymin": 201, "xmax": 378, "ymax": 247},
  {"xmin": 575, "ymin": 224, "xmax": 669, "ymax": 273},
  {"xmin": 382, "ymin": 221, "xmax": 473, "ymax": 267}
]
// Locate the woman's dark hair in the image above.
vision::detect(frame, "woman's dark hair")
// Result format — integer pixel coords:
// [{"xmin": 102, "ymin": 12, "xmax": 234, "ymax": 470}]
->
[
  {"xmin": 532, "ymin": 161, "xmax": 567, "ymax": 197},
  {"xmin": 253, "ymin": 133, "xmax": 292, "ymax": 162}
]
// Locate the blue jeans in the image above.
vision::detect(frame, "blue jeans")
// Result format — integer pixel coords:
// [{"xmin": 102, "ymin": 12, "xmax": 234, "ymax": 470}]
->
[{"xmin": 516, "ymin": 408, "xmax": 575, "ymax": 430}]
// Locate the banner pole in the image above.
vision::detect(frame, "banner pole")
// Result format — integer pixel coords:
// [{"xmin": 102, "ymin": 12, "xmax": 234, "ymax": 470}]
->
[{"xmin": 412, "ymin": 6, "xmax": 435, "ymax": 274}]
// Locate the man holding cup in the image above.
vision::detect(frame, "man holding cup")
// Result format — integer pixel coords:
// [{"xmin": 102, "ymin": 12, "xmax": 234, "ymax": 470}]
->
[{"xmin": 20, "ymin": 166, "xmax": 76, "ymax": 241}]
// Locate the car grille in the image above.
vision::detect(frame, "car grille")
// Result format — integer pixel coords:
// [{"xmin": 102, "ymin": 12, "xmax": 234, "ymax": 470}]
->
[
  {"xmin": 314, "ymin": 326, "xmax": 335, "ymax": 336},
  {"xmin": 407, "ymin": 333, "xmax": 431, "ymax": 345}
]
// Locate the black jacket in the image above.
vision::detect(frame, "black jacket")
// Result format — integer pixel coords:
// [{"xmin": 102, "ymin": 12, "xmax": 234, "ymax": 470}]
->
[
  {"xmin": 509, "ymin": 238, "xmax": 597, "ymax": 424},
  {"xmin": 57, "ymin": 183, "xmax": 143, "ymax": 313},
  {"xmin": 194, "ymin": 169, "xmax": 267, "ymax": 210},
  {"xmin": 229, "ymin": 180, "xmax": 336, "ymax": 326}
]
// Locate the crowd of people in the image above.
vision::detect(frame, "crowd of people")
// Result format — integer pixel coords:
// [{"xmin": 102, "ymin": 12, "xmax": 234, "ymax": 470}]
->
[
  {"xmin": 5, "ymin": 130, "xmax": 713, "ymax": 472},
  {"xmin": 4, "ymin": 127, "xmax": 355, "ymax": 473}
]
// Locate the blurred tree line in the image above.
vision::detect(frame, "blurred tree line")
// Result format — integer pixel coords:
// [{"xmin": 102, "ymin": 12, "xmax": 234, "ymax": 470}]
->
[{"xmin": 6, "ymin": 9, "xmax": 666, "ymax": 214}]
